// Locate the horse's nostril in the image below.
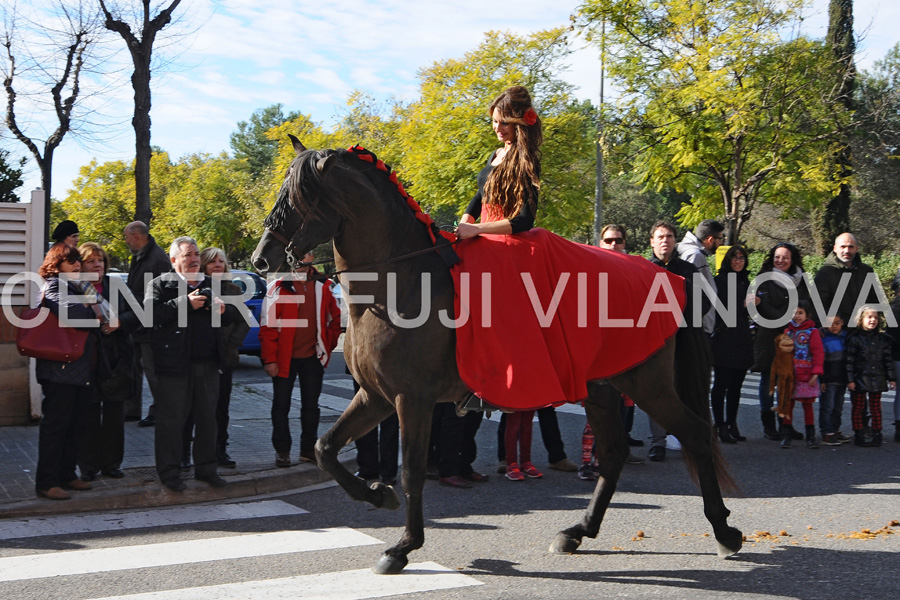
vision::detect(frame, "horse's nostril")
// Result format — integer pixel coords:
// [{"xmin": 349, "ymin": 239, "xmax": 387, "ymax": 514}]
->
[{"xmin": 253, "ymin": 256, "xmax": 268, "ymax": 274}]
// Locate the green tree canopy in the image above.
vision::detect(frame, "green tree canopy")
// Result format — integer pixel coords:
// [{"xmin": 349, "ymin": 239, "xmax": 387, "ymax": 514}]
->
[
  {"xmin": 62, "ymin": 152, "xmax": 176, "ymax": 266},
  {"xmin": 0, "ymin": 148, "xmax": 25, "ymax": 202},
  {"xmin": 155, "ymin": 153, "xmax": 256, "ymax": 258},
  {"xmin": 395, "ymin": 29, "xmax": 597, "ymax": 240},
  {"xmin": 577, "ymin": 0, "xmax": 854, "ymax": 243},
  {"xmin": 230, "ymin": 103, "xmax": 302, "ymax": 180},
  {"xmin": 850, "ymin": 43, "xmax": 900, "ymax": 253}
]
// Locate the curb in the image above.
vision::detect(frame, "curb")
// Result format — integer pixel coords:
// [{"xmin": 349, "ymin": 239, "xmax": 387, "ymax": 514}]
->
[{"xmin": 0, "ymin": 458, "xmax": 357, "ymax": 520}]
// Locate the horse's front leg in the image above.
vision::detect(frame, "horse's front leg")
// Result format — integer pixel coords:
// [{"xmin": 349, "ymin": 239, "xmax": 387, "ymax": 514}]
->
[
  {"xmin": 551, "ymin": 382, "xmax": 627, "ymax": 554},
  {"xmin": 373, "ymin": 393, "xmax": 433, "ymax": 575},
  {"xmin": 315, "ymin": 389, "xmax": 400, "ymax": 511}
]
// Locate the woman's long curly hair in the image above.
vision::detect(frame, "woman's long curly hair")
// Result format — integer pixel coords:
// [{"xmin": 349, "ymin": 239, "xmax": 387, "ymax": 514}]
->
[
  {"xmin": 482, "ymin": 86, "xmax": 543, "ymax": 219},
  {"xmin": 758, "ymin": 242, "xmax": 804, "ymax": 275}
]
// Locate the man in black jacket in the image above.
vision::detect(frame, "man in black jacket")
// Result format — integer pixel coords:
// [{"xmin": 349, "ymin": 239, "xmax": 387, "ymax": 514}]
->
[
  {"xmin": 813, "ymin": 233, "xmax": 879, "ymax": 327},
  {"xmin": 124, "ymin": 221, "xmax": 172, "ymax": 425},
  {"xmin": 645, "ymin": 221, "xmax": 708, "ymax": 461},
  {"xmin": 147, "ymin": 236, "xmax": 240, "ymax": 491}
]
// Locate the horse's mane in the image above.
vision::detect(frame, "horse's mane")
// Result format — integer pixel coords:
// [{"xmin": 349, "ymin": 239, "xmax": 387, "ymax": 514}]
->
[{"xmin": 268, "ymin": 145, "xmax": 455, "ymax": 248}]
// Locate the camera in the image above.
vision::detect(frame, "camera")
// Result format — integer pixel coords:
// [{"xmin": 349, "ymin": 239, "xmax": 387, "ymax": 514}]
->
[{"xmin": 196, "ymin": 288, "xmax": 213, "ymax": 308}]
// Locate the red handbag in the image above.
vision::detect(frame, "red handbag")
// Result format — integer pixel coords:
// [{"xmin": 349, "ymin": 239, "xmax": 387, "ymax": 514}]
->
[{"xmin": 15, "ymin": 294, "xmax": 89, "ymax": 362}]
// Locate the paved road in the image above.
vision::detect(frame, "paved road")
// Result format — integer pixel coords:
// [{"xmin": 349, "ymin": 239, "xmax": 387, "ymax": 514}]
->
[{"xmin": 1, "ymin": 354, "xmax": 898, "ymax": 599}]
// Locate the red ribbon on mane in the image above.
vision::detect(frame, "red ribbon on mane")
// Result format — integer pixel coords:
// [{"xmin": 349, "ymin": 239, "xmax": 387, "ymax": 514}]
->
[{"xmin": 347, "ymin": 145, "xmax": 457, "ymax": 247}]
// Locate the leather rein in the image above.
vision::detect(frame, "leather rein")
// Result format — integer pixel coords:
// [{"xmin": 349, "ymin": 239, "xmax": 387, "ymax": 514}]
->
[{"xmin": 264, "ymin": 225, "xmax": 461, "ymax": 279}]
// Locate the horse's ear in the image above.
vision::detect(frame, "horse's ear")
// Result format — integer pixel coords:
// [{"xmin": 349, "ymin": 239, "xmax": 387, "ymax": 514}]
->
[
  {"xmin": 316, "ymin": 154, "xmax": 337, "ymax": 175},
  {"xmin": 288, "ymin": 134, "xmax": 306, "ymax": 154}
]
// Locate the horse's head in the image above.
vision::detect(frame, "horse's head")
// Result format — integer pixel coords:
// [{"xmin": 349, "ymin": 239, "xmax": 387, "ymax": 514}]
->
[{"xmin": 251, "ymin": 135, "xmax": 341, "ymax": 276}]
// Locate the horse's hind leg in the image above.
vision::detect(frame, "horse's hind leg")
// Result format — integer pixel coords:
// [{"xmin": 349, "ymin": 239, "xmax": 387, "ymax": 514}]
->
[
  {"xmin": 615, "ymin": 349, "xmax": 743, "ymax": 557},
  {"xmin": 551, "ymin": 381, "xmax": 628, "ymax": 554},
  {"xmin": 315, "ymin": 388, "xmax": 400, "ymax": 511},
  {"xmin": 374, "ymin": 393, "xmax": 434, "ymax": 575}
]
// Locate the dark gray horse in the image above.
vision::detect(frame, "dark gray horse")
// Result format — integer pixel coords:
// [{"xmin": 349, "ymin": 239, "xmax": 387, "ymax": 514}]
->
[{"xmin": 251, "ymin": 137, "xmax": 742, "ymax": 574}]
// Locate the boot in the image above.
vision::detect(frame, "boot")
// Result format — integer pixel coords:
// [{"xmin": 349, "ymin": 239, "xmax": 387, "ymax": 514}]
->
[
  {"xmin": 217, "ymin": 446, "xmax": 236, "ymax": 468},
  {"xmin": 780, "ymin": 424, "xmax": 793, "ymax": 449},
  {"xmin": 805, "ymin": 425, "xmax": 819, "ymax": 449},
  {"xmin": 854, "ymin": 430, "xmax": 868, "ymax": 447},
  {"xmin": 726, "ymin": 422, "xmax": 747, "ymax": 442},
  {"xmin": 871, "ymin": 431, "xmax": 883, "ymax": 446},
  {"xmin": 717, "ymin": 423, "xmax": 737, "ymax": 444},
  {"xmin": 762, "ymin": 411, "xmax": 779, "ymax": 441}
]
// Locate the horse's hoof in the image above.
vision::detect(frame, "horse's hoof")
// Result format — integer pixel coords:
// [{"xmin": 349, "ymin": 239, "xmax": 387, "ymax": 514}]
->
[
  {"xmin": 549, "ymin": 532, "xmax": 582, "ymax": 554},
  {"xmin": 369, "ymin": 482, "xmax": 401, "ymax": 511},
  {"xmin": 716, "ymin": 527, "xmax": 743, "ymax": 558},
  {"xmin": 373, "ymin": 553, "xmax": 408, "ymax": 575}
]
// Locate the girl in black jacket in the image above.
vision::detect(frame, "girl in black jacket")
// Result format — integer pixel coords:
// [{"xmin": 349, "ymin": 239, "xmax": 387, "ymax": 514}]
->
[
  {"xmin": 845, "ymin": 306, "xmax": 897, "ymax": 446},
  {"xmin": 710, "ymin": 245, "xmax": 753, "ymax": 443}
]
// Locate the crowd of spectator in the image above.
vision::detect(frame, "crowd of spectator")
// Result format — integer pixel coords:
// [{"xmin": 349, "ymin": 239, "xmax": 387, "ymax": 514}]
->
[{"xmin": 27, "ymin": 218, "xmax": 900, "ymax": 500}]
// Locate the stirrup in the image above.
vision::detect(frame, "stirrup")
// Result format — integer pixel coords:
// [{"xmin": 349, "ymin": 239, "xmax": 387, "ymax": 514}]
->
[{"xmin": 455, "ymin": 393, "xmax": 510, "ymax": 416}]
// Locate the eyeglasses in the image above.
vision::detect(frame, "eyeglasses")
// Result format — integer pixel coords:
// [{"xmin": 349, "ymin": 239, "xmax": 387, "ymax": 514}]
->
[
  {"xmin": 732, "ymin": 255, "xmax": 746, "ymax": 261},
  {"xmin": 602, "ymin": 238, "xmax": 625, "ymax": 245},
  {"xmin": 64, "ymin": 256, "xmax": 81, "ymax": 265}
]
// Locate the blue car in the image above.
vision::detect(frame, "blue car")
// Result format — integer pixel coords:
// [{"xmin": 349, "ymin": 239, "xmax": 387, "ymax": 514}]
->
[{"xmin": 230, "ymin": 270, "xmax": 267, "ymax": 355}]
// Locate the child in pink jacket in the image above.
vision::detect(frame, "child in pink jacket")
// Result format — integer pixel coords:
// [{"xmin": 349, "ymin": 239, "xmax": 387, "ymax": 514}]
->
[{"xmin": 782, "ymin": 300, "xmax": 824, "ymax": 449}]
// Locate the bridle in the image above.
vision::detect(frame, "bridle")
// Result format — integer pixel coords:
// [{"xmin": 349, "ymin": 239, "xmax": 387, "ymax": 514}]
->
[
  {"xmin": 262, "ymin": 148, "xmax": 460, "ymax": 278},
  {"xmin": 266, "ymin": 223, "xmax": 461, "ymax": 279}
]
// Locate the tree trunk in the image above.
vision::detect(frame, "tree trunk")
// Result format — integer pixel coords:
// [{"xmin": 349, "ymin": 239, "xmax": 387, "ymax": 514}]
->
[
  {"xmin": 99, "ymin": 0, "xmax": 182, "ymax": 229},
  {"xmin": 132, "ymin": 60, "xmax": 153, "ymax": 226},
  {"xmin": 812, "ymin": 0, "xmax": 855, "ymax": 254}
]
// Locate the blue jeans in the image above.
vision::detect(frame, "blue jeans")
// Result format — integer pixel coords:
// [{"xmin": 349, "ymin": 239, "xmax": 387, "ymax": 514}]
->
[{"xmin": 819, "ymin": 384, "xmax": 846, "ymax": 435}]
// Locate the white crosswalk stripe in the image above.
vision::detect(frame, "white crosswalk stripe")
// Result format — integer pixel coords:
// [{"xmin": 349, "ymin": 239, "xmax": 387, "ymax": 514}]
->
[
  {"xmin": 0, "ymin": 529, "xmax": 382, "ymax": 582},
  {"xmin": 0, "ymin": 500, "xmax": 306, "ymax": 541},
  {"xmin": 90, "ymin": 562, "xmax": 482, "ymax": 600},
  {"xmin": 0, "ymin": 500, "xmax": 483, "ymax": 599}
]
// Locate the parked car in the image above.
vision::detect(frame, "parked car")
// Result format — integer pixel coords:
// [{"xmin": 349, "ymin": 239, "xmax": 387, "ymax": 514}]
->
[{"xmin": 230, "ymin": 270, "xmax": 267, "ymax": 355}]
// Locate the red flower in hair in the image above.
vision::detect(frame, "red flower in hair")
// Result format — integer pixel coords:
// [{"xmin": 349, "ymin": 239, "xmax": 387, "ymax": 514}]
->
[{"xmin": 523, "ymin": 108, "xmax": 538, "ymax": 126}]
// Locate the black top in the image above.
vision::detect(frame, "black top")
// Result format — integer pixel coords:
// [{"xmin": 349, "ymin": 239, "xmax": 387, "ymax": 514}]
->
[
  {"xmin": 649, "ymin": 254, "xmax": 709, "ymax": 326},
  {"xmin": 464, "ymin": 151, "xmax": 536, "ymax": 233}
]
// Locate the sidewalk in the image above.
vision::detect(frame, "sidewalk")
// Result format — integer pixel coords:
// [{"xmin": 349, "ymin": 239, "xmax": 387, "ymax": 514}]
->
[{"xmin": 0, "ymin": 371, "xmax": 358, "ymax": 519}]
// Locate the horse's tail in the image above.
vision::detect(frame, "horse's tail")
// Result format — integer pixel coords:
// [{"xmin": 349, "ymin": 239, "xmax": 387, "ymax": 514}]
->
[{"xmin": 674, "ymin": 326, "xmax": 742, "ymax": 496}]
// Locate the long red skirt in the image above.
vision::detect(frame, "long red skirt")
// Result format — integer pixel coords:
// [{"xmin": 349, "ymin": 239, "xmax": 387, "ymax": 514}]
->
[{"xmin": 451, "ymin": 228, "xmax": 686, "ymax": 411}]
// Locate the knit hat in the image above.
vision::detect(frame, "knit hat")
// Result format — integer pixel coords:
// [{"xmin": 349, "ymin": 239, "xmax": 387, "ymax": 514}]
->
[{"xmin": 51, "ymin": 220, "xmax": 79, "ymax": 242}]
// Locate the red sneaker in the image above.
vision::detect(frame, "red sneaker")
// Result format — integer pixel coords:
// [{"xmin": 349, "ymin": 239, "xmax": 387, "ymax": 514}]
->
[
  {"xmin": 505, "ymin": 463, "xmax": 525, "ymax": 481},
  {"xmin": 521, "ymin": 462, "xmax": 543, "ymax": 478}
]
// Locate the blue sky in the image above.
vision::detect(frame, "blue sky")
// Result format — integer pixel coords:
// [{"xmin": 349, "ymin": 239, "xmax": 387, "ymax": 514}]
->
[{"xmin": 7, "ymin": 0, "xmax": 899, "ymax": 200}]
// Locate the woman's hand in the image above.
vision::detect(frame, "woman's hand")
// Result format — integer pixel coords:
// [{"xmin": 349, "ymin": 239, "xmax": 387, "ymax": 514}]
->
[
  {"xmin": 263, "ymin": 363, "xmax": 279, "ymax": 377},
  {"xmin": 808, "ymin": 374, "xmax": 818, "ymax": 386},
  {"xmin": 847, "ymin": 382, "xmax": 856, "ymax": 391},
  {"xmin": 455, "ymin": 222, "xmax": 480, "ymax": 240}
]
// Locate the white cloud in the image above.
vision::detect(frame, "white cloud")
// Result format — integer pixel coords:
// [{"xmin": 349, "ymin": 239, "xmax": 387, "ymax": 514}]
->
[{"xmin": 13, "ymin": 0, "xmax": 899, "ymax": 199}]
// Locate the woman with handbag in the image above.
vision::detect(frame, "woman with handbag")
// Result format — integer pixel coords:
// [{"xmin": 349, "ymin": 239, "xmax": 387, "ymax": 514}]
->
[
  {"xmin": 77, "ymin": 242, "xmax": 136, "ymax": 482},
  {"xmin": 32, "ymin": 243, "xmax": 112, "ymax": 500}
]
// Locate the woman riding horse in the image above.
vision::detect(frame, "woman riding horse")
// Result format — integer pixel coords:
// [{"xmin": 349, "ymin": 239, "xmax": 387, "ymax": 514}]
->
[{"xmin": 250, "ymin": 88, "xmax": 743, "ymax": 574}]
